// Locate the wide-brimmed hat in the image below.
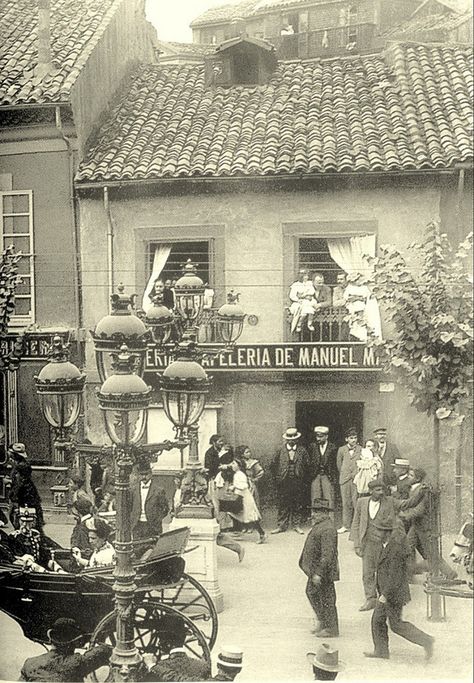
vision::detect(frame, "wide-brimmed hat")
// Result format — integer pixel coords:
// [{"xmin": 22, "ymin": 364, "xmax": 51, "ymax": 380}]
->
[
  {"xmin": 138, "ymin": 460, "xmax": 152, "ymax": 475},
  {"xmin": 314, "ymin": 426, "xmax": 329, "ymax": 435},
  {"xmin": 47, "ymin": 618, "xmax": 84, "ymax": 646},
  {"xmin": 307, "ymin": 645, "xmax": 345, "ymax": 673},
  {"xmin": 374, "ymin": 427, "xmax": 387, "ymax": 434},
  {"xmin": 283, "ymin": 428, "xmax": 301, "ymax": 441},
  {"xmin": 217, "ymin": 647, "xmax": 243, "ymax": 669},
  {"xmin": 392, "ymin": 458, "xmax": 410, "ymax": 468},
  {"xmin": 71, "ymin": 498, "xmax": 93, "ymax": 517},
  {"xmin": 9, "ymin": 443, "xmax": 28, "ymax": 459},
  {"xmin": 19, "ymin": 507, "xmax": 36, "ymax": 520},
  {"xmin": 311, "ymin": 498, "xmax": 333, "ymax": 512}
]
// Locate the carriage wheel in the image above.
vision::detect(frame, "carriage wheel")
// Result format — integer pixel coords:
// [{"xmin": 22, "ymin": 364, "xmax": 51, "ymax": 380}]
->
[
  {"xmin": 144, "ymin": 572, "xmax": 218, "ymax": 649},
  {"xmin": 87, "ymin": 599, "xmax": 211, "ymax": 682}
]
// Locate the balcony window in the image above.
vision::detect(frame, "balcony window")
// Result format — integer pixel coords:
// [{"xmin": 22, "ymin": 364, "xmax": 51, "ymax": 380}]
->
[{"xmin": 0, "ymin": 191, "xmax": 35, "ymax": 326}]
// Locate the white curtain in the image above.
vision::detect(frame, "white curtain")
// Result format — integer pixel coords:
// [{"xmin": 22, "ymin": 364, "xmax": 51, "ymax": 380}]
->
[
  {"xmin": 142, "ymin": 244, "xmax": 171, "ymax": 311},
  {"xmin": 327, "ymin": 234, "xmax": 381, "ymax": 340}
]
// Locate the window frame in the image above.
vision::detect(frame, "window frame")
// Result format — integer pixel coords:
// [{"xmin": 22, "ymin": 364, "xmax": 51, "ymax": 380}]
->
[{"xmin": 0, "ymin": 190, "xmax": 35, "ymax": 327}]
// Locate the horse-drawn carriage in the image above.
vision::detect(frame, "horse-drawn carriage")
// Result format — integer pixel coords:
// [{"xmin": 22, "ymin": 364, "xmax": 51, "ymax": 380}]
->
[{"xmin": 0, "ymin": 527, "xmax": 218, "ymax": 680}]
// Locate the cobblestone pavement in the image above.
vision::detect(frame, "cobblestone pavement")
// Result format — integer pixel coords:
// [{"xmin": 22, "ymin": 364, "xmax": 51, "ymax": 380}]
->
[{"xmin": 0, "ymin": 517, "xmax": 472, "ymax": 682}]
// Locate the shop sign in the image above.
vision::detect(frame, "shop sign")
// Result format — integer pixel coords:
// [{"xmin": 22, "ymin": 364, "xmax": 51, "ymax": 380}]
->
[
  {"xmin": 145, "ymin": 343, "xmax": 381, "ymax": 373},
  {"xmin": 2, "ymin": 333, "xmax": 67, "ymax": 360}
]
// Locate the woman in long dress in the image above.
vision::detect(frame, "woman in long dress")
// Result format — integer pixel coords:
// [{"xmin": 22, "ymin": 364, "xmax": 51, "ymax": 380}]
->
[
  {"xmin": 216, "ymin": 458, "xmax": 267, "ymax": 544},
  {"xmin": 235, "ymin": 445, "xmax": 264, "ymax": 515}
]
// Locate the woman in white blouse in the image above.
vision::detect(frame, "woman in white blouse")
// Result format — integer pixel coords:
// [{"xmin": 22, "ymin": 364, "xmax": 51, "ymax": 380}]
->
[{"xmin": 72, "ymin": 517, "xmax": 115, "ymax": 569}]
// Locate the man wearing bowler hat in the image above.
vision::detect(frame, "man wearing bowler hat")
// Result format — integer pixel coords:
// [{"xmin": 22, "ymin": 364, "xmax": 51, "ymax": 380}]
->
[
  {"xmin": 307, "ymin": 644, "xmax": 345, "ymax": 680},
  {"xmin": 20, "ymin": 617, "xmax": 111, "ymax": 681},
  {"xmin": 270, "ymin": 428, "xmax": 310, "ymax": 535},
  {"xmin": 130, "ymin": 460, "xmax": 169, "ymax": 540},
  {"xmin": 309, "ymin": 427, "xmax": 338, "ymax": 513},
  {"xmin": 299, "ymin": 498, "xmax": 339, "ymax": 638},
  {"xmin": 364, "ymin": 519, "xmax": 434, "ymax": 661}
]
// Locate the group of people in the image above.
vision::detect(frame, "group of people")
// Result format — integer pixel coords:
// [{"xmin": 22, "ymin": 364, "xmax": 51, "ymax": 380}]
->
[
  {"xmin": 143, "ymin": 276, "xmax": 215, "ymax": 315},
  {"xmin": 288, "ymin": 269, "xmax": 381, "ymax": 341}
]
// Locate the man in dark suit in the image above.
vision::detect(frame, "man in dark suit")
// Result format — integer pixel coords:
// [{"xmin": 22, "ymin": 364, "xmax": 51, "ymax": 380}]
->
[
  {"xmin": 130, "ymin": 461, "xmax": 169, "ymax": 540},
  {"xmin": 398, "ymin": 468, "xmax": 456, "ymax": 580},
  {"xmin": 144, "ymin": 614, "xmax": 210, "ymax": 681},
  {"xmin": 391, "ymin": 459, "xmax": 413, "ymax": 501},
  {"xmin": 373, "ymin": 428, "xmax": 400, "ymax": 485},
  {"xmin": 299, "ymin": 498, "xmax": 339, "ymax": 638},
  {"xmin": 271, "ymin": 428, "xmax": 310, "ymax": 535},
  {"xmin": 204, "ymin": 435, "xmax": 233, "ymax": 481},
  {"xmin": 309, "ymin": 426, "xmax": 338, "ymax": 514},
  {"xmin": 351, "ymin": 479, "xmax": 396, "ymax": 611},
  {"xmin": 336, "ymin": 428, "xmax": 361, "ymax": 533},
  {"xmin": 364, "ymin": 520, "xmax": 434, "ymax": 660}
]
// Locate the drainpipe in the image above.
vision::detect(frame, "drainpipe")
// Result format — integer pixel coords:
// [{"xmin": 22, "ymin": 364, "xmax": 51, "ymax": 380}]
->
[
  {"xmin": 103, "ymin": 186, "xmax": 115, "ymax": 298},
  {"xmin": 454, "ymin": 167, "xmax": 465, "ymax": 527},
  {"xmin": 55, "ymin": 106, "xmax": 82, "ymax": 334}
]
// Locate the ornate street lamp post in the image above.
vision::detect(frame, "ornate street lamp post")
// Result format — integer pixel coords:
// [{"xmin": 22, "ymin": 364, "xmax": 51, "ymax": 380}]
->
[
  {"xmin": 174, "ymin": 260, "xmax": 205, "ymax": 339},
  {"xmin": 91, "ymin": 284, "xmax": 149, "ymax": 381},
  {"xmin": 216, "ymin": 291, "xmax": 246, "ymax": 346},
  {"xmin": 97, "ymin": 345, "xmax": 151, "ymax": 680}
]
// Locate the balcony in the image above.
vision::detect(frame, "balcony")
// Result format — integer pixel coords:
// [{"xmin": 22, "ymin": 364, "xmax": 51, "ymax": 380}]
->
[
  {"xmin": 285, "ymin": 306, "xmax": 348, "ymax": 342},
  {"xmin": 271, "ymin": 23, "xmax": 377, "ymax": 59}
]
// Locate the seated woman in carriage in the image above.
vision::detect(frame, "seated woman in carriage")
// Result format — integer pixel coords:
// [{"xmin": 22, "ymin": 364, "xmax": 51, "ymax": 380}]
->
[{"xmin": 72, "ymin": 517, "xmax": 115, "ymax": 569}]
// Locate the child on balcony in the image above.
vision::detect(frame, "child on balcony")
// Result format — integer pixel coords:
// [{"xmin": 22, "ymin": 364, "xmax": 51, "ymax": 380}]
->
[{"xmin": 289, "ymin": 269, "xmax": 315, "ymax": 333}]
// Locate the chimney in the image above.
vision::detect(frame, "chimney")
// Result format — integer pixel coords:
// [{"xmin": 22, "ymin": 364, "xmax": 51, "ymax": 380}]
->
[{"xmin": 35, "ymin": 0, "xmax": 53, "ymax": 78}]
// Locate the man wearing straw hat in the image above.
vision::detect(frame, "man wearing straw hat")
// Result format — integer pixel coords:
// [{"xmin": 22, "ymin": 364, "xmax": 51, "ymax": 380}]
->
[
  {"xmin": 270, "ymin": 428, "xmax": 310, "ymax": 535},
  {"xmin": 213, "ymin": 647, "xmax": 243, "ymax": 681},
  {"xmin": 307, "ymin": 644, "xmax": 345, "ymax": 680},
  {"xmin": 19, "ymin": 617, "xmax": 111, "ymax": 681}
]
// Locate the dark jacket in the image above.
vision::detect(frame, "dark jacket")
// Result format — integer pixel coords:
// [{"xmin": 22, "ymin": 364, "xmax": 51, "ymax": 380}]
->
[
  {"xmin": 20, "ymin": 644, "xmax": 112, "ymax": 681},
  {"xmin": 299, "ymin": 517, "xmax": 339, "ymax": 582},
  {"xmin": 308, "ymin": 441, "xmax": 338, "ymax": 485},
  {"xmin": 144, "ymin": 652, "xmax": 211, "ymax": 682},
  {"xmin": 130, "ymin": 480, "xmax": 169, "ymax": 534},
  {"xmin": 399, "ymin": 484, "xmax": 431, "ymax": 547},
  {"xmin": 204, "ymin": 447, "xmax": 233, "ymax": 480},
  {"xmin": 351, "ymin": 496, "xmax": 396, "ymax": 550},
  {"xmin": 336, "ymin": 444, "xmax": 362, "ymax": 485},
  {"xmin": 9, "ymin": 462, "xmax": 44, "ymax": 530},
  {"xmin": 271, "ymin": 444, "xmax": 309, "ymax": 483},
  {"xmin": 375, "ymin": 441, "xmax": 400, "ymax": 469},
  {"xmin": 313, "ymin": 284, "xmax": 332, "ymax": 308},
  {"xmin": 8, "ymin": 528, "xmax": 52, "ymax": 568},
  {"xmin": 393, "ymin": 474, "xmax": 413, "ymax": 501},
  {"xmin": 70, "ymin": 517, "xmax": 93, "ymax": 553},
  {"xmin": 376, "ymin": 532, "xmax": 411, "ymax": 606}
]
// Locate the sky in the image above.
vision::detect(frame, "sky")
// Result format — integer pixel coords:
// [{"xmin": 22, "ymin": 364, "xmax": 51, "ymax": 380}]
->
[{"xmin": 146, "ymin": 0, "xmax": 243, "ymax": 42}]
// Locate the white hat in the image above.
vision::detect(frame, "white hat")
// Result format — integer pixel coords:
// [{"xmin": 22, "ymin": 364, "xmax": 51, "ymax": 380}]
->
[
  {"xmin": 314, "ymin": 426, "xmax": 329, "ymax": 434},
  {"xmin": 217, "ymin": 647, "xmax": 243, "ymax": 669},
  {"xmin": 282, "ymin": 428, "xmax": 301, "ymax": 440},
  {"xmin": 392, "ymin": 458, "xmax": 410, "ymax": 468}
]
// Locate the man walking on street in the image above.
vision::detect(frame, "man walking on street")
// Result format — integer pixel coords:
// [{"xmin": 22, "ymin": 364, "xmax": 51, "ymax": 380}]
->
[
  {"xmin": 351, "ymin": 479, "xmax": 396, "ymax": 611},
  {"xmin": 391, "ymin": 459, "xmax": 413, "ymax": 500},
  {"xmin": 336, "ymin": 428, "xmax": 361, "ymax": 533},
  {"xmin": 299, "ymin": 498, "xmax": 339, "ymax": 638},
  {"xmin": 364, "ymin": 519, "xmax": 434, "ymax": 661},
  {"xmin": 309, "ymin": 426, "xmax": 338, "ymax": 514},
  {"xmin": 271, "ymin": 428, "xmax": 309, "ymax": 535}
]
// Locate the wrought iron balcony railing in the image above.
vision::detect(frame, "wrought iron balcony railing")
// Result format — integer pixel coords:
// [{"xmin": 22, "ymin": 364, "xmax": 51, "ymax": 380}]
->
[{"xmin": 285, "ymin": 306, "xmax": 348, "ymax": 342}]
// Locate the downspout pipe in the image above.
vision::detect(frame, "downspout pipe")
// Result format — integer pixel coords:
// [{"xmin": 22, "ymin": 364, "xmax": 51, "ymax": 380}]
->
[
  {"xmin": 55, "ymin": 106, "xmax": 82, "ymax": 334},
  {"xmin": 103, "ymin": 186, "xmax": 115, "ymax": 298}
]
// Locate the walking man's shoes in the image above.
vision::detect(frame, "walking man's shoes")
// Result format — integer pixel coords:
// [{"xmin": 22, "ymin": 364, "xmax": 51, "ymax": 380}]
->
[
  {"xmin": 315, "ymin": 629, "xmax": 339, "ymax": 638},
  {"xmin": 294, "ymin": 526, "xmax": 305, "ymax": 535},
  {"xmin": 337, "ymin": 526, "xmax": 348, "ymax": 534},
  {"xmin": 238, "ymin": 547, "xmax": 245, "ymax": 563},
  {"xmin": 424, "ymin": 638, "xmax": 435, "ymax": 661},
  {"xmin": 364, "ymin": 651, "xmax": 389, "ymax": 659},
  {"xmin": 359, "ymin": 599, "xmax": 377, "ymax": 611},
  {"xmin": 271, "ymin": 527, "xmax": 285, "ymax": 534}
]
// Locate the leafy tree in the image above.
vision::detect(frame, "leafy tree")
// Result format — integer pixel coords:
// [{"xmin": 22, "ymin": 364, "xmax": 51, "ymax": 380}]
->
[
  {"xmin": 366, "ymin": 221, "xmax": 473, "ymax": 424},
  {"xmin": 0, "ymin": 245, "xmax": 25, "ymax": 371}
]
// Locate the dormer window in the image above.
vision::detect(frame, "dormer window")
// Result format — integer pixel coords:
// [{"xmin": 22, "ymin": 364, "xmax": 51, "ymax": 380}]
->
[{"xmin": 205, "ymin": 36, "xmax": 277, "ymax": 87}]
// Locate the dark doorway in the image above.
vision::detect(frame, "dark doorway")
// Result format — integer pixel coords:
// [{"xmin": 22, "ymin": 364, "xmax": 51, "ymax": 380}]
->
[{"xmin": 295, "ymin": 401, "xmax": 364, "ymax": 450}]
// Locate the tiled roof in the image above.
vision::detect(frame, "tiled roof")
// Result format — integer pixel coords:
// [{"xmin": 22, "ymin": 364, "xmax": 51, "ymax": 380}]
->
[
  {"xmin": 156, "ymin": 41, "xmax": 217, "ymax": 57},
  {"xmin": 382, "ymin": 10, "xmax": 473, "ymax": 39},
  {"xmin": 77, "ymin": 43, "xmax": 473, "ymax": 183},
  {"xmin": 0, "ymin": 0, "xmax": 122, "ymax": 106},
  {"xmin": 190, "ymin": 0, "xmax": 328, "ymax": 27}
]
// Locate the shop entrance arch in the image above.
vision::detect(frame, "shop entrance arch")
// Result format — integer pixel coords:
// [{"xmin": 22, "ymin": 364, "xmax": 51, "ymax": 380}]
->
[{"xmin": 295, "ymin": 401, "xmax": 364, "ymax": 449}]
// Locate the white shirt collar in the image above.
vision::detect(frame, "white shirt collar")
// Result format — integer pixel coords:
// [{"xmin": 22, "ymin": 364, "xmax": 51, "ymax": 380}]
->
[
  {"xmin": 368, "ymin": 499, "xmax": 380, "ymax": 519},
  {"xmin": 80, "ymin": 513, "xmax": 92, "ymax": 523},
  {"xmin": 141, "ymin": 480, "xmax": 151, "ymax": 488},
  {"xmin": 411, "ymin": 482, "xmax": 421, "ymax": 491},
  {"xmin": 399, "ymin": 473, "xmax": 408, "ymax": 480},
  {"xmin": 169, "ymin": 648, "xmax": 186, "ymax": 656}
]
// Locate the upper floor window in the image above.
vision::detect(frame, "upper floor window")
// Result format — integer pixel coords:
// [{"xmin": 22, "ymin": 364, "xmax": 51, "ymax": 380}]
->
[
  {"xmin": 298, "ymin": 237, "xmax": 340, "ymax": 285},
  {"xmin": 0, "ymin": 191, "xmax": 35, "ymax": 326}
]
